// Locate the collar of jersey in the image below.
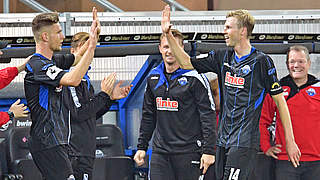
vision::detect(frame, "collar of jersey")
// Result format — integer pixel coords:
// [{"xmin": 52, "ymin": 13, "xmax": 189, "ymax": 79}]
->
[
  {"xmin": 33, "ymin": 53, "xmax": 50, "ymax": 60},
  {"xmin": 234, "ymin": 46, "xmax": 256, "ymax": 63},
  {"xmin": 150, "ymin": 62, "xmax": 191, "ymax": 90}
]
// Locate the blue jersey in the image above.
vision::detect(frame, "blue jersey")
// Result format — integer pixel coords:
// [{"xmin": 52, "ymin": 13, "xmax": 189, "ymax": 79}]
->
[
  {"xmin": 191, "ymin": 47, "xmax": 283, "ymax": 150},
  {"xmin": 24, "ymin": 53, "xmax": 74, "ymax": 151}
]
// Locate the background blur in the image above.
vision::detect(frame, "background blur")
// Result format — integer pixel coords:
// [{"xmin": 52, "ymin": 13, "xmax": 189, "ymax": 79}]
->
[{"xmin": 1, "ymin": 0, "xmax": 320, "ymax": 13}]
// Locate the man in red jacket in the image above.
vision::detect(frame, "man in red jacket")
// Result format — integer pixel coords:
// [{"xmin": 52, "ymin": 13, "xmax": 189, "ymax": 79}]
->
[
  {"xmin": 0, "ymin": 48, "xmax": 29, "ymax": 130},
  {"xmin": 260, "ymin": 45, "xmax": 320, "ymax": 180}
]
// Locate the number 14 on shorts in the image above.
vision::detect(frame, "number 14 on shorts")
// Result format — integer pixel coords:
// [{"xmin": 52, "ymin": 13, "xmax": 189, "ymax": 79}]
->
[{"xmin": 228, "ymin": 168, "xmax": 240, "ymax": 180}]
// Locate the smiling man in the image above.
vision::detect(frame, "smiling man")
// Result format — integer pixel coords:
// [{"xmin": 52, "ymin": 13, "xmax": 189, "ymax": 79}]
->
[
  {"xmin": 134, "ymin": 29, "xmax": 216, "ymax": 180},
  {"xmin": 161, "ymin": 5, "xmax": 300, "ymax": 180},
  {"xmin": 260, "ymin": 45, "xmax": 320, "ymax": 180}
]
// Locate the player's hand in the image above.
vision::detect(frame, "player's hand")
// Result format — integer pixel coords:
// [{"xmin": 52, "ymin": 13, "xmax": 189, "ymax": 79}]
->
[
  {"xmin": 9, "ymin": 99, "xmax": 29, "ymax": 118},
  {"xmin": 134, "ymin": 150, "xmax": 146, "ymax": 166},
  {"xmin": 111, "ymin": 81, "xmax": 132, "ymax": 100},
  {"xmin": 286, "ymin": 140, "xmax": 301, "ymax": 168},
  {"xmin": 88, "ymin": 7, "xmax": 99, "ymax": 48},
  {"xmin": 265, "ymin": 144, "xmax": 282, "ymax": 159},
  {"xmin": 161, "ymin": 5, "xmax": 172, "ymax": 34},
  {"xmin": 17, "ymin": 55, "xmax": 32, "ymax": 73},
  {"xmin": 92, "ymin": 6, "xmax": 101, "ymax": 36},
  {"xmin": 101, "ymin": 73, "xmax": 116, "ymax": 96},
  {"xmin": 200, "ymin": 154, "xmax": 215, "ymax": 174}
]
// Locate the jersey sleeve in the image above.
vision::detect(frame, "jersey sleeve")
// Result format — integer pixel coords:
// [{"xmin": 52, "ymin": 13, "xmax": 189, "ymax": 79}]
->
[
  {"xmin": 0, "ymin": 67, "xmax": 18, "ymax": 90},
  {"xmin": 192, "ymin": 74, "xmax": 217, "ymax": 155},
  {"xmin": 68, "ymin": 90, "xmax": 114, "ymax": 122},
  {"xmin": 137, "ymin": 80, "xmax": 157, "ymax": 151},
  {"xmin": 53, "ymin": 54, "xmax": 75, "ymax": 70},
  {"xmin": 259, "ymin": 93, "xmax": 277, "ymax": 153},
  {"xmin": 262, "ymin": 55, "xmax": 283, "ymax": 95},
  {"xmin": 27, "ymin": 58, "xmax": 67, "ymax": 87},
  {"xmin": 190, "ymin": 51, "xmax": 220, "ymax": 74},
  {"xmin": 0, "ymin": 112, "xmax": 10, "ymax": 126}
]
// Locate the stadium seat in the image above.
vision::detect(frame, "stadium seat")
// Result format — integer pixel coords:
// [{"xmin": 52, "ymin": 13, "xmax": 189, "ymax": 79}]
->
[
  {"xmin": 93, "ymin": 124, "xmax": 134, "ymax": 180},
  {"xmin": 5, "ymin": 127, "xmax": 42, "ymax": 180}
]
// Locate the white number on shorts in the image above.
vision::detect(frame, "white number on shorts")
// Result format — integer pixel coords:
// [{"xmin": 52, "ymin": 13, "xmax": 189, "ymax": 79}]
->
[{"xmin": 228, "ymin": 167, "xmax": 240, "ymax": 180}]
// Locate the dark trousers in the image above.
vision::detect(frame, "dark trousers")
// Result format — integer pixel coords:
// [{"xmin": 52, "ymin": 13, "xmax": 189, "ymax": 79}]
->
[
  {"xmin": 31, "ymin": 145, "xmax": 74, "ymax": 180},
  {"xmin": 149, "ymin": 152, "xmax": 203, "ymax": 180},
  {"xmin": 275, "ymin": 160, "xmax": 320, "ymax": 180},
  {"xmin": 70, "ymin": 156, "xmax": 95, "ymax": 180},
  {"xmin": 249, "ymin": 153, "xmax": 275, "ymax": 180},
  {"xmin": 216, "ymin": 146, "xmax": 258, "ymax": 180}
]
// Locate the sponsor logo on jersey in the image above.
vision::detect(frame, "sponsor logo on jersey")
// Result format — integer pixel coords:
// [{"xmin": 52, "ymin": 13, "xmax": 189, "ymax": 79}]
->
[
  {"xmin": 225, "ymin": 72, "xmax": 245, "ymax": 88},
  {"xmin": 156, "ymin": 97, "xmax": 178, "ymax": 111},
  {"xmin": 46, "ymin": 65, "xmax": 63, "ymax": 80},
  {"xmin": 151, "ymin": 76, "xmax": 159, "ymax": 80},
  {"xmin": 306, "ymin": 88, "xmax": 316, "ymax": 96},
  {"xmin": 178, "ymin": 77, "xmax": 188, "ymax": 86},
  {"xmin": 271, "ymin": 82, "xmax": 282, "ymax": 92},
  {"xmin": 16, "ymin": 120, "xmax": 32, "ymax": 127}
]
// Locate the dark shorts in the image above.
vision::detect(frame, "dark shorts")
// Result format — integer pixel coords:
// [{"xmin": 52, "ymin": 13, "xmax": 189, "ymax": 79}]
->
[
  {"xmin": 216, "ymin": 146, "xmax": 258, "ymax": 180},
  {"xmin": 275, "ymin": 160, "xmax": 320, "ymax": 180},
  {"xmin": 31, "ymin": 145, "xmax": 74, "ymax": 180},
  {"xmin": 70, "ymin": 156, "xmax": 95, "ymax": 180},
  {"xmin": 149, "ymin": 152, "xmax": 202, "ymax": 180}
]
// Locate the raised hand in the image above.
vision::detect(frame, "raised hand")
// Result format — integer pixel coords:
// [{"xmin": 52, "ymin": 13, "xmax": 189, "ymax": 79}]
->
[
  {"xmin": 111, "ymin": 81, "xmax": 132, "ymax": 100},
  {"xmin": 161, "ymin": 5, "xmax": 172, "ymax": 34},
  {"xmin": 92, "ymin": 6, "xmax": 101, "ymax": 36},
  {"xmin": 9, "ymin": 99, "xmax": 29, "ymax": 118},
  {"xmin": 101, "ymin": 73, "xmax": 116, "ymax": 97},
  {"xmin": 100, "ymin": 73, "xmax": 132, "ymax": 100},
  {"xmin": 88, "ymin": 7, "xmax": 99, "ymax": 48}
]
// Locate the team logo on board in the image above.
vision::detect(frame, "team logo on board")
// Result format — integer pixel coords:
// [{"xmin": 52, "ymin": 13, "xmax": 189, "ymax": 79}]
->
[
  {"xmin": 156, "ymin": 97, "xmax": 178, "ymax": 111},
  {"xmin": 225, "ymin": 72, "xmax": 245, "ymax": 88}
]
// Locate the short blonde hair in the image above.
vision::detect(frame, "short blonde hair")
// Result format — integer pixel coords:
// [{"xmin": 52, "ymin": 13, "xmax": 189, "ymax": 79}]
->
[{"xmin": 226, "ymin": 9, "xmax": 255, "ymax": 37}]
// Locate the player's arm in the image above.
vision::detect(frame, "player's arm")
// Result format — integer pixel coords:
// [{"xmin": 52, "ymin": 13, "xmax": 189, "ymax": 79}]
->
[
  {"xmin": 135, "ymin": 81, "xmax": 156, "ymax": 166},
  {"xmin": 161, "ymin": 5, "xmax": 193, "ymax": 69},
  {"xmin": 194, "ymin": 74, "xmax": 216, "ymax": 174},
  {"xmin": 59, "ymin": 9, "xmax": 99, "ymax": 86},
  {"xmin": 72, "ymin": 6, "xmax": 100, "ymax": 66},
  {"xmin": 260, "ymin": 94, "xmax": 282, "ymax": 159},
  {"xmin": 271, "ymin": 93, "xmax": 301, "ymax": 167}
]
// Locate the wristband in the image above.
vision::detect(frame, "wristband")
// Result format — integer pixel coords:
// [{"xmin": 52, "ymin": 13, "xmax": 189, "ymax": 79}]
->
[{"xmin": 7, "ymin": 111, "xmax": 14, "ymax": 121}]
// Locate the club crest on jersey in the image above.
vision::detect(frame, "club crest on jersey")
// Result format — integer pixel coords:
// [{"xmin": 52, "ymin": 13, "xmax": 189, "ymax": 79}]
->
[
  {"xmin": 225, "ymin": 72, "xmax": 245, "ymax": 88},
  {"xmin": 241, "ymin": 65, "xmax": 251, "ymax": 75},
  {"xmin": 156, "ymin": 97, "xmax": 178, "ymax": 111},
  {"xmin": 306, "ymin": 88, "xmax": 316, "ymax": 96},
  {"xmin": 178, "ymin": 77, "xmax": 188, "ymax": 86}
]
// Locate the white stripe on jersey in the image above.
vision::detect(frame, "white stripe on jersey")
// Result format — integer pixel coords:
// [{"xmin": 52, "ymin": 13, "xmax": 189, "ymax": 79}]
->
[{"xmin": 183, "ymin": 70, "xmax": 216, "ymax": 111}]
